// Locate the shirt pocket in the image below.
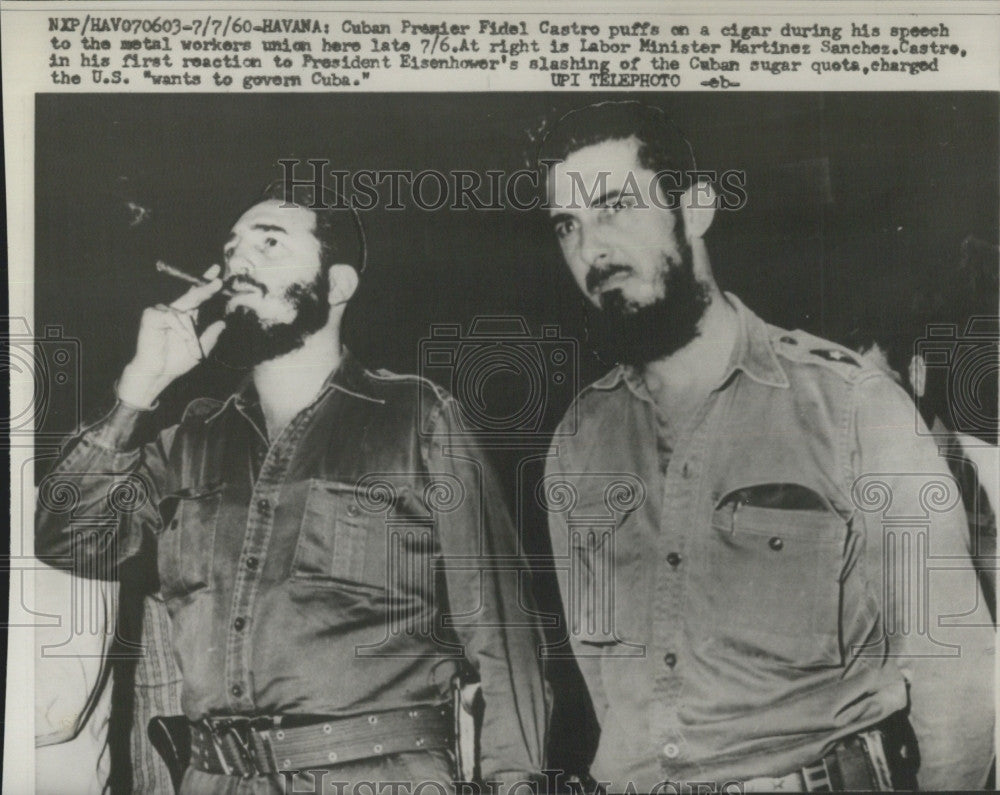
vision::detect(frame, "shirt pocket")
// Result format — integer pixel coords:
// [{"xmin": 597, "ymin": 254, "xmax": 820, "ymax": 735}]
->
[
  {"xmin": 290, "ymin": 479, "xmax": 384, "ymax": 592},
  {"xmin": 704, "ymin": 495, "xmax": 846, "ymax": 665},
  {"xmin": 156, "ymin": 482, "xmax": 224, "ymax": 600}
]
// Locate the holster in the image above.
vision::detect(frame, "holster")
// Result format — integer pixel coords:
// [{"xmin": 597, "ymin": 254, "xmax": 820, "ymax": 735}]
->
[{"xmin": 147, "ymin": 715, "xmax": 191, "ymax": 794}]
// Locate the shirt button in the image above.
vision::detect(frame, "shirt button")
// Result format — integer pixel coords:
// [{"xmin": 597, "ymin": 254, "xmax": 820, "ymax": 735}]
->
[
  {"xmin": 257, "ymin": 498, "xmax": 270, "ymax": 513},
  {"xmin": 233, "ymin": 617, "xmax": 246, "ymax": 631},
  {"xmin": 769, "ymin": 536, "xmax": 784, "ymax": 551},
  {"xmin": 664, "ymin": 652, "xmax": 677, "ymax": 669},
  {"xmin": 231, "ymin": 684, "xmax": 243, "ymax": 698},
  {"xmin": 666, "ymin": 552, "xmax": 682, "ymax": 567},
  {"xmin": 663, "ymin": 743, "xmax": 679, "ymax": 759},
  {"xmin": 246, "ymin": 556, "xmax": 259, "ymax": 571},
  {"xmin": 346, "ymin": 503, "xmax": 360, "ymax": 517}
]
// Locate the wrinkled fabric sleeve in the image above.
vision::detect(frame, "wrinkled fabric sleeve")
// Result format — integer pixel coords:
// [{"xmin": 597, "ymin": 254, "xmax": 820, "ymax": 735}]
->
[
  {"xmin": 425, "ymin": 397, "xmax": 550, "ymax": 781},
  {"xmin": 851, "ymin": 373, "xmax": 995, "ymax": 790},
  {"xmin": 545, "ymin": 438, "xmax": 612, "ymax": 734},
  {"xmin": 35, "ymin": 403, "xmax": 176, "ymax": 577}
]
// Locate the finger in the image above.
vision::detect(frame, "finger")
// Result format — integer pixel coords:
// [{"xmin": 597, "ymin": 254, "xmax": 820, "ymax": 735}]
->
[
  {"xmin": 201, "ymin": 263, "xmax": 221, "ymax": 280},
  {"xmin": 170, "ymin": 277, "xmax": 223, "ymax": 312},
  {"xmin": 198, "ymin": 320, "xmax": 226, "ymax": 357},
  {"xmin": 141, "ymin": 305, "xmax": 179, "ymax": 332},
  {"xmin": 161, "ymin": 310, "xmax": 205, "ymax": 363},
  {"xmin": 185, "ymin": 314, "xmax": 206, "ymax": 361}
]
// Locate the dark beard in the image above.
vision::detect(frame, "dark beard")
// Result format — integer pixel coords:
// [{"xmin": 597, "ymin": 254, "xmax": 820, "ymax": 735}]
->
[
  {"xmin": 588, "ymin": 248, "xmax": 711, "ymax": 367},
  {"xmin": 209, "ymin": 270, "xmax": 331, "ymax": 369}
]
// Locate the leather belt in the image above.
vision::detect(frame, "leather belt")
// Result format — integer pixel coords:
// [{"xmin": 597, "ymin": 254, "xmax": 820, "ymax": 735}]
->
[
  {"xmin": 189, "ymin": 704, "xmax": 453, "ymax": 778},
  {"xmin": 742, "ymin": 729, "xmax": 895, "ymax": 791}
]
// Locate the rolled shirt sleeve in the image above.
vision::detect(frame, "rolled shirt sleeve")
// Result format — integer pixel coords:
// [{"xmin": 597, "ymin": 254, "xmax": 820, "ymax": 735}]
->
[{"xmin": 425, "ymin": 397, "xmax": 550, "ymax": 780}]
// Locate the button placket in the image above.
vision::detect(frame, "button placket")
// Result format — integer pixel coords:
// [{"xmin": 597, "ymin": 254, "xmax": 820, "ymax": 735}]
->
[
  {"xmin": 652, "ymin": 413, "xmax": 684, "ymax": 744},
  {"xmin": 224, "ymin": 404, "xmax": 317, "ymax": 713},
  {"xmin": 653, "ymin": 396, "xmax": 715, "ymax": 756}
]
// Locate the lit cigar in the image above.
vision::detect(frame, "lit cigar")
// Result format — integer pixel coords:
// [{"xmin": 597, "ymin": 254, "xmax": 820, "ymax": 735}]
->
[{"xmin": 156, "ymin": 260, "xmax": 236, "ymax": 296}]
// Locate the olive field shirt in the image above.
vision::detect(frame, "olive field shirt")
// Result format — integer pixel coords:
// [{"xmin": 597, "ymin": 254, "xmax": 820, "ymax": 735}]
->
[
  {"xmin": 36, "ymin": 353, "xmax": 549, "ymax": 780},
  {"xmin": 545, "ymin": 296, "xmax": 994, "ymax": 789}
]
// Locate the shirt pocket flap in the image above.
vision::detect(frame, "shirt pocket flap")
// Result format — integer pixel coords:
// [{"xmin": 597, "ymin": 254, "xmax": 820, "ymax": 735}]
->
[
  {"xmin": 156, "ymin": 481, "xmax": 225, "ymax": 598},
  {"xmin": 291, "ymin": 479, "xmax": 383, "ymax": 589},
  {"xmin": 157, "ymin": 481, "xmax": 226, "ymax": 525},
  {"xmin": 712, "ymin": 483, "xmax": 844, "ymax": 542}
]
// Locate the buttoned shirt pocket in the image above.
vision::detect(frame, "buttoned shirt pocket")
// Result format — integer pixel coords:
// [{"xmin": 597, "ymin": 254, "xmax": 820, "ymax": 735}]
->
[
  {"xmin": 290, "ymin": 479, "xmax": 384, "ymax": 592},
  {"xmin": 156, "ymin": 482, "xmax": 224, "ymax": 600},
  {"xmin": 703, "ymin": 492, "xmax": 845, "ymax": 665}
]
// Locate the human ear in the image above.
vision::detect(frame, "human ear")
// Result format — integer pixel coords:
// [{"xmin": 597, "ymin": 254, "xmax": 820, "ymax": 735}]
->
[{"xmin": 328, "ymin": 264, "xmax": 359, "ymax": 307}]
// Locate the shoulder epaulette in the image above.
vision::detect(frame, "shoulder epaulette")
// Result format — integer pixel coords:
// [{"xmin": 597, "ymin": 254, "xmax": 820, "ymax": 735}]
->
[
  {"xmin": 367, "ymin": 368, "xmax": 451, "ymax": 403},
  {"xmin": 771, "ymin": 328, "xmax": 865, "ymax": 376},
  {"xmin": 808, "ymin": 347, "xmax": 860, "ymax": 366}
]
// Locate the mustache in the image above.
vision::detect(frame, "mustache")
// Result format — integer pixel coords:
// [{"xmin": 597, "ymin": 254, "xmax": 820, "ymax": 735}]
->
[
  {"xmin": 225, "ymin": 275, "xmax": 269, "ymax": 296},
  {"xmin": 585, "ymin": 264, "xmax": 632, "ymax": 294}
]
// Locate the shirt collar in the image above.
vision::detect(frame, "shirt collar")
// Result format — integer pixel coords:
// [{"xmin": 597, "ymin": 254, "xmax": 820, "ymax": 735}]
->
[
  {"xmin": 719, "ymin": 294, "xmax": 790, "ymax": 389},
  {"xmin": 204, "ymin": 347, "xmax": 383, "ymax": 423},
  {"xmin": 590, "ymin": 292, "xmax": 790, "ymax": 398}
]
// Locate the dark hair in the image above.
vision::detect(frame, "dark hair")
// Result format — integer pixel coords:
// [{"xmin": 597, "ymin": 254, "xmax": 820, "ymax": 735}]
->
[
  {"xmin": 259, "ymin": 180, "xmax": 367, "ymax": 274},
  {"xmin": 537, "ymin": 101, "xmax": 697, "ymax": 193}
]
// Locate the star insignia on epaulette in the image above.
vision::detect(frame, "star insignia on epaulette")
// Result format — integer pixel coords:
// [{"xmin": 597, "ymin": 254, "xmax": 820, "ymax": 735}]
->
[{"xmin": 810, "ymin": 348, "xmax": 859, "ymax": 366}]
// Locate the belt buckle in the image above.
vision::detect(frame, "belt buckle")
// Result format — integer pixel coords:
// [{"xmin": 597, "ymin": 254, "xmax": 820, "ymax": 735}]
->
[
  {"xmin": 801, "ymin": 757, "xmax": 834, "ymax": 792},
  {"xmin": 210, "ymin": 716, "xmax": 273, "ymax": 778},
  {"xmin": 200, "ymin": 718, "xmax": 234, "ymax": 776}
]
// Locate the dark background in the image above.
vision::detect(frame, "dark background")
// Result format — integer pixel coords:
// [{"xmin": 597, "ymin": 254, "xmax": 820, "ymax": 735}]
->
[
  {"xmin": 34, "ymin": 92, "xmax": 999, "ymax": 776},
  {"xmin": 36, "ymin": 92, "xmax": 999, "ymax": 418}
]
